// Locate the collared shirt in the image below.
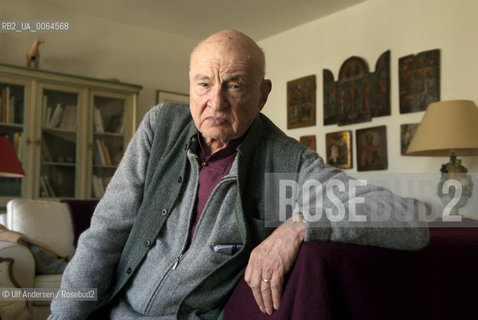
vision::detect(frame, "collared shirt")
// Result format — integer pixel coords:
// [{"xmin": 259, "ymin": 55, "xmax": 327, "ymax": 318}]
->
[{"xmin": 189, "ymin": 132, "xmax": 243, "ymax": 239}]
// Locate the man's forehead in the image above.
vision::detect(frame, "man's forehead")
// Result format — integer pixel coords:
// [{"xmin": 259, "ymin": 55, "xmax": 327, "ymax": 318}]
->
[{"xmin": 191, "ymin": 54, "xmax": 252, "ymax": 77}]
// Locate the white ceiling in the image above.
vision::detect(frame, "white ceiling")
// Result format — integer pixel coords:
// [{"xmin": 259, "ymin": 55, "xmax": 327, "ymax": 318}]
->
[{"xmin": 37, "ymin": 0, "xmax": 367, "ymax": 41}]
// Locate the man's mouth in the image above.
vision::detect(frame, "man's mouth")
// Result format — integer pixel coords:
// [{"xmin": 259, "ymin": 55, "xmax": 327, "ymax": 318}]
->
[{"xmin": 205, "ymin": 116, "xmax": 228, "ymax": 125}]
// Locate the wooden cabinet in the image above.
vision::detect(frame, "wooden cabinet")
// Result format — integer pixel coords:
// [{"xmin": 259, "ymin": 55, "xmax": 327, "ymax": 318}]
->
[{"xmin": 0, "ymin": 63, "xmax": 141, "ymax": 205}]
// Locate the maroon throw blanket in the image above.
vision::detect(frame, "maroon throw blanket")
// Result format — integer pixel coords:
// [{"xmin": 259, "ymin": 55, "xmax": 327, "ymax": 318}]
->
[{"xmin": 224, "ymin": 219, "xmax": 478, "ymax": 320}]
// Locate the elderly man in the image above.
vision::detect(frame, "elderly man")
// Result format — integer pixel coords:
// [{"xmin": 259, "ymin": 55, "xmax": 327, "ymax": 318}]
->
[{"xmin": 48, "ymin": 30, "xmax": 428, "ymax": 320}]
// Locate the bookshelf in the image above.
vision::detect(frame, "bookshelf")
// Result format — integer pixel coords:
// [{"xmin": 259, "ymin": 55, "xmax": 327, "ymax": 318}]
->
[
  {"xmin": 89, "ymin": 91, "xmax": 133, "ymax": 198},
  {"xmin": 0, "ymin": 78, "xmax": 28, "ymax": 199},
  {"xmin": 38, "ymin": 84, "xmax": 81, "ymax": 198},
  {"xmin": 0, "ymin": 63, "xmax": 141, "ymax": 205}
]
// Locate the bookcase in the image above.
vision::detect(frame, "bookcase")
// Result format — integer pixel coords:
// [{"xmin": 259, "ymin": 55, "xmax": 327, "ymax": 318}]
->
[{"xmin": 0, "ymin": 63, "xmax": 141, "ymax": 206}]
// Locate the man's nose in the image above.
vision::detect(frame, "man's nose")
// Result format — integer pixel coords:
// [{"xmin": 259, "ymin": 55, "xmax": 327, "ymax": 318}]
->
[{"xmin": 208, "ymin": 87, "xmax": 227, "ymax": 111}]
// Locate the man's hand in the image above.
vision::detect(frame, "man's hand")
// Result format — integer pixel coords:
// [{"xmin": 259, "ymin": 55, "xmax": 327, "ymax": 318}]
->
[{"xmin": 244, "ymin": 215, "xmax": 306, "ymax": 315}]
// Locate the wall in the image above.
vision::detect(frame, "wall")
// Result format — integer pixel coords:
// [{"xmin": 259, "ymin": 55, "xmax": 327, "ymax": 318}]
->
[
  {"xmin": 1, "ymin": 0, "xmax": 477, "ymax": 215},
  {"xmin": 0, "ymin": 0, "xmax": 196, "ymax": 120},
  {"xmin": 258, "ymin": 0, "xmax": 478, "ymax": 216}
]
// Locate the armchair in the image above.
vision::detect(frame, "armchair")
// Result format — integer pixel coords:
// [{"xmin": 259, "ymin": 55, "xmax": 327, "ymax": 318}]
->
[{"xmin": 0, "ymin": 199, "xmax": 83, "ymax": 320}]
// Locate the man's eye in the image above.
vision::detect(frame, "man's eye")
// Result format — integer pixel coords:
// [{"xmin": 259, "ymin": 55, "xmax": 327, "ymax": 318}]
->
[
  {"xmin": 229, "ymin": 84, "xmax": 241, "ymax": 89},
  {"xmin": 199, "ymin": 83, "xmax": 209, "ymax": 87}
]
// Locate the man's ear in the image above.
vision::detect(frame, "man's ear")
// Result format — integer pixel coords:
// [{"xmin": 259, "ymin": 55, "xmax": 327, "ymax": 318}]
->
[{"xmin": 258, "ymin": 79, "xmax": 272, "ymax": 112}]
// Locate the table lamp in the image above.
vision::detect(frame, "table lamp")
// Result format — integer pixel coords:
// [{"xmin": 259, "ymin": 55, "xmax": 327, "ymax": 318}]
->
[
  {"xmin": 0, "ymin": 136, "xmax": 25, "ymax": 178},
  {"xmin": 406, "ymin": 100, "xmax": 478, "ymax": 217}
]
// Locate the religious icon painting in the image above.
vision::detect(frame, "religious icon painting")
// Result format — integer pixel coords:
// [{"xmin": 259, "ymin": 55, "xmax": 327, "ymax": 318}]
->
[
  {"xmin": 400, "ymin": 123, "xmax": 419, "ymax": 155},
  {"xmin": 399, "ymin": 49, "xmax": 440, "ymax": 114},
  {"xmin": 356, "ymin": 126, "xmax": 388, "ymax": 171},
  {"xmin": 287, "ymin": 75, "xmax": 316, "ymax": 129},
  {"xmin": 325, "ymin": 130, "xmax": 352, "ymax": 169},
  {"xmin": 299, "ymin": 135, "xmax": 316, "ymax": 151},
  {"xmin": 323, "ymin": 50, "xmax": 390, "ymax": 126}
]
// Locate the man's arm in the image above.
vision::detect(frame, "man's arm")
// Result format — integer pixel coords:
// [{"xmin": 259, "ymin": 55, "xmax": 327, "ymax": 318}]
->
[
  {"xmin": 245, "ymin": 149, "xmax": 429, "ymax": 315},
  {"xmin": 48, "ymin": 106, "xmax": 161, "ymax": 320}
]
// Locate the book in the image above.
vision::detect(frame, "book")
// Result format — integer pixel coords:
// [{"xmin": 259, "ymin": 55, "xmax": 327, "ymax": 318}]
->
[
  {"xmin": 118, "ymin": 114, "xmax": 125, "ymax": 133},
  {"xmin": 59, "ymin": 105, "xmax": 76, "ymax": 130},
  {"xmin": 92, "ymin": 143, "xmax": 100, "ymax": 165},
  {"xmin": 13, "ymin": 132, "xmax": 23, "ymax": 161},
  {"xmin": 40, "ymin": 176, "xmax": 50, "ymax": 197},
  {"xmin": 7, "ymin": 95, "xmax": 15, "ymax": 123},
  {"xmin": 48, "ymin": 103, "xmax": 64, "ymax": 128},
  {"xmin": 94, "ymin": 107, "xmax": 104, "ymax": 132},
  {"xmin": 95, "ymin": 139, "xmax": 106, "ymax": 165},
  {"xmin": 40, "ymin": 176, "xmax": 56, "ymax": 197},
  {"xmin": 44, "ymin": 106, "xmax": 52, "ymax": 128},
  {"xmin": 1, "ymin": 87, "xmax": 9, "ymax": 122},
  {"xmin": 92, "ymin": 175, "xmax": 105, "ymax": 198},
  {"xmin": 100, "ymin": 140, "xmax": 112, "ymax": 165}
]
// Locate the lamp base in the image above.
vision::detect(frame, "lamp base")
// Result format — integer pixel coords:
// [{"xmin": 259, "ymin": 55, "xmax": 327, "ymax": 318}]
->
[{"xmin": 437, "ymin": 154, "xmax": 473, "ymax": 219}]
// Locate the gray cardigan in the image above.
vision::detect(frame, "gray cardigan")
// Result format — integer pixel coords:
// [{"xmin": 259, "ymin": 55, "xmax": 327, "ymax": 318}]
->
[{"xmin": 49, "ymin": 104, "xmax": 428, "ymax": 320}]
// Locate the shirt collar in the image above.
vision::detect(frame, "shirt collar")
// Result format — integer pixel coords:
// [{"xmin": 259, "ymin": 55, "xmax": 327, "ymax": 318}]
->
[{"xmin": 196, "ymin": 131, "xmax": 244, "ymax": 163}]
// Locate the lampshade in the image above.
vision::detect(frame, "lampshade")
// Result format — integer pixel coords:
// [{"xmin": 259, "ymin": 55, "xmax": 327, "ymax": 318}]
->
[
  {"xmin": 0, "ymin": 136, "xmax": 25, "ymax": 178},
  {"xmin": 406, "ymin": 100, "xmax": 478, "ymax": 156}
]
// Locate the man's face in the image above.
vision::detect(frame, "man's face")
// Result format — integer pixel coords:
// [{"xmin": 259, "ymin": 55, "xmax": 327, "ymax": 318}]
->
[{"xmin": 189, "ymin": 39, "xmax": 270, "ymax": 144}]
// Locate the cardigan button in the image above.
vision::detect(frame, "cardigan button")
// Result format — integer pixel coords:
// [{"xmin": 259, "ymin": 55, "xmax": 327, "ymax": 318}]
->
[
  {"xmin": 126, "ymin": 267, "xmax": 132, "ymax": 274},
  {"xmin": 178, "ymin": 176, "xmax": 183, "ymax": 183},
  {"xmin": 145, "ymin": 240, "xmax": 152, "ymax": 247},
  {"xmin": 161, "ymin": 209, "xmax": 168, "ymax": 216}
]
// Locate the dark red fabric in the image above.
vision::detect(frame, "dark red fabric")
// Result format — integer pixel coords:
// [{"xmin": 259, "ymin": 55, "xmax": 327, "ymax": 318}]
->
[
  {"xmin": 61, "ymin": 199, "xmax": 98, "ymax": 247},
  {"xmin": 224, "ymin": 219, "xmax": 478, "ymax": 320}
]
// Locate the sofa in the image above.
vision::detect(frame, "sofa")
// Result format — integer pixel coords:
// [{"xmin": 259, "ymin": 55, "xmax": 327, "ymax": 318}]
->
[{"xmin": 0, "ymin": 199, "xmax": 96, "ymax": 320}]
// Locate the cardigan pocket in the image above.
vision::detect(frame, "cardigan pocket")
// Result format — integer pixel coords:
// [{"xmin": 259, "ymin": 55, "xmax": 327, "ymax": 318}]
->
[{"xmin": 207, "ymin": 245, "xmax": 237, "ymax": 266}]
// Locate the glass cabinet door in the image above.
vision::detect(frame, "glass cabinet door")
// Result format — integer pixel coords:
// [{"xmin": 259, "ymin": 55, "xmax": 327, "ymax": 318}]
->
[
  {"xmin": 90, "ymin": 93, "xmax": 129, "ymax": 198},
  {"xmin": 0, "ymin": 79, "xmax": 27, "ymax": 199},
  {"xmin": 38, "ymin": 85, "xmax": 81, "ymax": 199}
]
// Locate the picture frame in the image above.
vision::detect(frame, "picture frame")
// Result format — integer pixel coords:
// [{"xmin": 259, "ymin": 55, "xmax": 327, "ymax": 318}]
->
[
  {"xmin": 299, "ymin": 135, "xmax": 316, "ymax": 151},
  {"xmin": 356, "ymin": 126, "xmax": 388, "ymax": 171},
  {"xmin": 156, "ymin": 90, "xmax": 189, "ymax": 105},
  {"xmin": 400, "ymin": 123, "xmax": 419, "ymax": 155},
  {"xmin": 287, "ymin": 75, "xmax": 316, "ymax": 129},
  {"xmin": 325, "ymin": 131, "xmax": 352, "ymax": 169}
]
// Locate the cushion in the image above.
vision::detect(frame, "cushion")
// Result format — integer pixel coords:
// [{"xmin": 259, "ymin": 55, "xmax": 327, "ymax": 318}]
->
[{"xmin": 7, "ymin": 199, "xmax": 75, "ymax": 257}]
